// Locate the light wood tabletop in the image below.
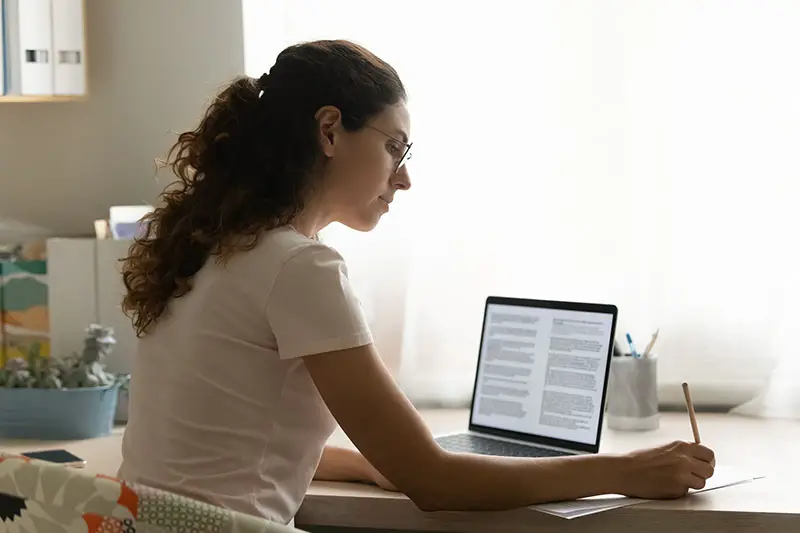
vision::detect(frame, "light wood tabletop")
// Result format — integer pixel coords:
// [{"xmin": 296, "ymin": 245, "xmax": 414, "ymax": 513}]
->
[
  {"xmin": 302, "ymin": 410, "xmax": 800, "ymax": 532},
  {"xmin": 2, "ymin": 410, "xmax": 798, "ymax": 533}
]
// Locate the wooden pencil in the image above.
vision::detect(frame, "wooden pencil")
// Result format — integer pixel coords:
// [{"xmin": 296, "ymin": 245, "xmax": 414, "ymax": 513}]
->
[{"xmin": 682, "ymin": 382, "xmax": 701, "ymax": 443}]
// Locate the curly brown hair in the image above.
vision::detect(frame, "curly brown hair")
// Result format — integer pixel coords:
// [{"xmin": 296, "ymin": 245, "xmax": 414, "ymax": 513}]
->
[{"xmin": 121, "ymin": 40, "xmax": 406, "ymax": 337}]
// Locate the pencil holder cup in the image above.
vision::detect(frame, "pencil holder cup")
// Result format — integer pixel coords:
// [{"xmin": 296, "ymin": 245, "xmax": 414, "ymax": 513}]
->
[{"xmin": 605, "ymin": 355, "xmax": 659, "ymax": 431}]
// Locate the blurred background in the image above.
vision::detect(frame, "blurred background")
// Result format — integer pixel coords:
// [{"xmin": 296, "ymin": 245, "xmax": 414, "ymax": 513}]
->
[{"xmin": 1, "ymin": 0, "xmax": 798, "ymax": 418}]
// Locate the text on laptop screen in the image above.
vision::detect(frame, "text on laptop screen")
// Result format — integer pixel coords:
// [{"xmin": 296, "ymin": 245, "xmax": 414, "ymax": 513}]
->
[{"xmin": 470, "ymin": 303, "xmax": 614, "ymax": 445}]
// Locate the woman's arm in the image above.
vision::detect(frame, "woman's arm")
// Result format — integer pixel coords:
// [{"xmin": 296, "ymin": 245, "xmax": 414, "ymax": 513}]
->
[
  {"xmin": 304, "ymin": 344, "xmax": 715, "ymax": 512},
  {"xmin": 313, "ymin": 445, "xmax": 369, "ymax": 483},
  {"xmin": 314, "ymin": 445, "xmax": 396, "ymax": 490}
]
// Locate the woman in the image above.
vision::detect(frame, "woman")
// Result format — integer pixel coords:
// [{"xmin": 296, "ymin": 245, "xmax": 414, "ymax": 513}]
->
[{"xmin": 118, "ymin": 40, "xmax": 715, "ymax": 525}]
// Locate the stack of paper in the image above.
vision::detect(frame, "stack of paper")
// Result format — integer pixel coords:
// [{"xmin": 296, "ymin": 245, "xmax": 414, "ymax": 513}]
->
[{"xmin": 531, "ymin": 466, "xmax": 764, "ymax": 520}]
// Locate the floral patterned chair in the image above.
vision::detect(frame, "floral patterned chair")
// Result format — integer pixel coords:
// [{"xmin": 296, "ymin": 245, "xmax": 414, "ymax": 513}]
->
[{"xmin": 0, "ymin": 455, "xmax": 303, "ymax": 533}]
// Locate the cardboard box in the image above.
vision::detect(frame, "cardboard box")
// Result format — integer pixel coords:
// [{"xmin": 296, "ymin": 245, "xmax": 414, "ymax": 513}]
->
[{"xmin": 0, "ymin": 260, "xmax": 49, "ymax": 366}]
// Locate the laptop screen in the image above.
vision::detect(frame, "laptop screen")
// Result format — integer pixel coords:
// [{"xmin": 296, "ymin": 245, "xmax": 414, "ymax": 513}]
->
[{"xmin": 469, "ymin": 298, "xmax": 616, "ymax": 449}]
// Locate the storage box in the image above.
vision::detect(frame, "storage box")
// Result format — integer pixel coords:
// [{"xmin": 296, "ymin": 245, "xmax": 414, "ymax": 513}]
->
[
  {"xmin": 0, "ymin": 260, "xmax": 49, "ymax": 366},
  {"xmin": 46, "ymin": 238, "xmax": 136, "ymax": 375}
]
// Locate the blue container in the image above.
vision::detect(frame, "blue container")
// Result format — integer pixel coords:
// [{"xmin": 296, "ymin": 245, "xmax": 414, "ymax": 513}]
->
[{"xmin": 0, "ymin": 384, "xmax": 120, "ymax": 440}]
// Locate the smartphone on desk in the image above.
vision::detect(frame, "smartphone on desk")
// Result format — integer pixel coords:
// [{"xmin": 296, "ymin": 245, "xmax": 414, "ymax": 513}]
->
[{"xmin": 20, "ymin": 449, "xmax": 86, "ymax": 468}]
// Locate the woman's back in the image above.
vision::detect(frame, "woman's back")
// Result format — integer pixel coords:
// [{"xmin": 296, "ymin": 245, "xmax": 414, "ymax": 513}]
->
[{"xmin": 119, "ymin": 227, "xmax": 358, "ymax": 523}]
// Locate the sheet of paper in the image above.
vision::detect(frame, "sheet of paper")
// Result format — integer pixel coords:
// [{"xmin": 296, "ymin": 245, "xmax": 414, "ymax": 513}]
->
[{"xmin": 531, "ymin": 466, "xmax": 763, "ymax": 519}]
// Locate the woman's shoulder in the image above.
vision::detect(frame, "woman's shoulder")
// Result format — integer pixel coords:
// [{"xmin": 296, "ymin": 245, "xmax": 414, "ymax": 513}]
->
[
  {"xmin": 224, "ymin": 227, "xmax": 347, "ymax": 292},
  {"xmin": 258, "ymin": 226, "xmax": 345, "ymax": 266},
  {"xmin": 259, "ymin": 228, "xmax": 356, "ymax": 301}
]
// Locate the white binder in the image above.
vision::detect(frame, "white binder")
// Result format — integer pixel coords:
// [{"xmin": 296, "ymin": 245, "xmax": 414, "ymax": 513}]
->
[
  {"xmin": 52, "ymin": 0, "xmax": 85, "ymax": 95},
  {"xmin": 3, "ymin": 0, "xmax": 54, "ymax": 95}
]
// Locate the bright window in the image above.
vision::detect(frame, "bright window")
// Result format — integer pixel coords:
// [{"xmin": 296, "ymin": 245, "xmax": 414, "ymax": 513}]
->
[{"xmin": 242, "ymin": 1, "xmax": 800, "ymax": 407}]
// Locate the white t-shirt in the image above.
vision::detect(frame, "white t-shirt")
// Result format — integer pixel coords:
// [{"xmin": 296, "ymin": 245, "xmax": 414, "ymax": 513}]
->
[{"xmin": 117, "ymin": 226, "xmax": 373, "ymax": 524}]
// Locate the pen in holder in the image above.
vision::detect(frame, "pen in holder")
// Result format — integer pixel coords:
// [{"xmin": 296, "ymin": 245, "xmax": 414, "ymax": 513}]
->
[{"xmin": 606, "ymin": 354, "xmax": 659, "ymax": 431}]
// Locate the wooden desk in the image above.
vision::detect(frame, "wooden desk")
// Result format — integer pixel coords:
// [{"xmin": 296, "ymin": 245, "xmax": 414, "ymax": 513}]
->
[{"xmin": 2, "ymin": 411, "xmax": 798, "ymax": 533}]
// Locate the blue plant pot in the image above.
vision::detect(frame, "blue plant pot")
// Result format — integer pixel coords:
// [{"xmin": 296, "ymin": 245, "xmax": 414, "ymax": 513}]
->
[{"xmin": 0, "ymin": 383, "xmax": 120, "ymax": 440}]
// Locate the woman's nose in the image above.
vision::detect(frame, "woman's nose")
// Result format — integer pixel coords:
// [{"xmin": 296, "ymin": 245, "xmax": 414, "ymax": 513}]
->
[{"xmin": 393, "ymin": 165, "xmax": 411, "ymax": 190}]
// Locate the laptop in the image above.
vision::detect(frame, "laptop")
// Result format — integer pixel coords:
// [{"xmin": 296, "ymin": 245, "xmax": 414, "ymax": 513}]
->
[{"xmin": 435, "ymin": 296, "xmax": 618, "ymax": 458}]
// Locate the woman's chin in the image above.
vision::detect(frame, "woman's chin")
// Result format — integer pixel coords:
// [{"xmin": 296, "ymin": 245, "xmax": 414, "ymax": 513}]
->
[
  {"xmin": 335, "ymin": 204, "xmax": 388, "ymax": 232},
  {"xmin": 340, "ymin": 215, "xmax": 381, "ymax": 232}
]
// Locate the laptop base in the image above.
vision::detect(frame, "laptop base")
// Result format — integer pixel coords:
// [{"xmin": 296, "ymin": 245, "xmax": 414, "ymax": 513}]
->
[{"xmin": 435, "ymin": 433, "xmax": 571, "ymax": 458}]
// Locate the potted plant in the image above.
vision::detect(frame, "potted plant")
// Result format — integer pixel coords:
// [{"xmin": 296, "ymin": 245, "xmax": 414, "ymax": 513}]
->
[{"xmin": 0, "ymin": 324, "xmax": 130, "ymax": 440}]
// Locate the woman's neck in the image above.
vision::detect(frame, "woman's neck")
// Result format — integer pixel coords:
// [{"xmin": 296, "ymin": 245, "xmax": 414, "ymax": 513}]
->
[{"xmin": 289, "ymin": 204, "xmax": 333, "ymax": 238}]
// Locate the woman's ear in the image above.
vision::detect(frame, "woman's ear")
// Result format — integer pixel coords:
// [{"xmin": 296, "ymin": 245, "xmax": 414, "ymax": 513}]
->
[{"xmin": 314, "ymin": 106, "xmax": 342, "ymax": 158}]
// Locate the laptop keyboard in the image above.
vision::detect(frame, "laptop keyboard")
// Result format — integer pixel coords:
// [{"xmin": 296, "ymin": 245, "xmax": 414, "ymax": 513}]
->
[{"xmin": 435, "ymin": 433, "xmax": 570, "ymax": 458}]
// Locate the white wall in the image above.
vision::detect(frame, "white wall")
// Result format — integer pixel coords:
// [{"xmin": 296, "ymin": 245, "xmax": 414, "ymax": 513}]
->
[{"xmin": 0, "ymin": 0, "xmax": 246, "ymax": 236}]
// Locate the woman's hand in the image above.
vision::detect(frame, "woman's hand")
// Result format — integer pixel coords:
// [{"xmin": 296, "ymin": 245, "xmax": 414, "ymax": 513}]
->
[{"xmin": 618, "ymin": 440, "xmax": 716, "ymax": 499}]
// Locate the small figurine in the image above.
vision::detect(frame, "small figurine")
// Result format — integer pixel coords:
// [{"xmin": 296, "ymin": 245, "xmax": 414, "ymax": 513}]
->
[{"xmin": 62, "ymin": 324, "xmax": 117, "ymax": 388}]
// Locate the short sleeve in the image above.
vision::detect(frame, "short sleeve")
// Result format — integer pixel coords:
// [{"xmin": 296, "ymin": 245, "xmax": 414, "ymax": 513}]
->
[{"xmin": 266, "ymin": 243, "xmax": 373, "ymax": 359}]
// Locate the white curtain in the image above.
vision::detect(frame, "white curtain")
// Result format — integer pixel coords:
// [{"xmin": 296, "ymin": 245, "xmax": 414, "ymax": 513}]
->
[
  {"xmin": 243, "ymin": 0, "xmax": 800, "ymax": 411},
  {"xmin": 730, "ymin": 266, "xmax": 800, "ymax": 419}
]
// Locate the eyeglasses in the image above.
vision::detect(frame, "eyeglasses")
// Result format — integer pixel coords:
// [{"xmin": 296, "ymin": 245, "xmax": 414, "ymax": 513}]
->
[{"xmin": 367, "ymin": 125, "xmax": 413, "ymax": 173}]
